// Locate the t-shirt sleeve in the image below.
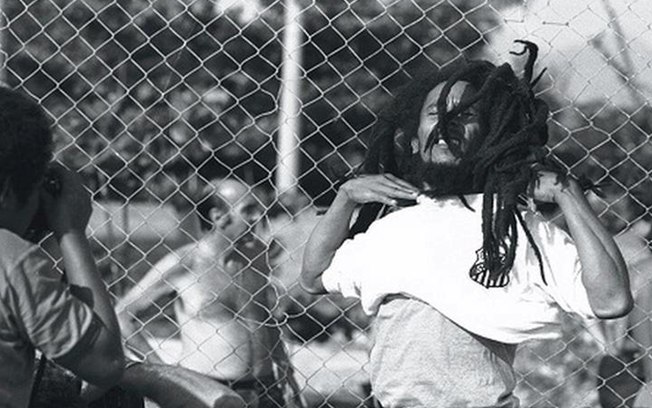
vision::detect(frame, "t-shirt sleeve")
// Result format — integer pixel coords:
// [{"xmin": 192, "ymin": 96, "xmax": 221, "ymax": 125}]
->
[
  {"xmin": 321, "ymin": 234, "xmax": 368, "ymax": 299},
  {"xmin": 320, "ymin": 209, "xmax": 417, "ymax": 301},
  {"xmin": 6, "ymin": 249, "xmax": 98, "ymax": 360},
  {"xmin": 321, "ymin": 224, "xmax": 384, "ymax": 298},
  {"xmin": 533, "ymin": 216, "xmax": 595, "ymax": 319}
]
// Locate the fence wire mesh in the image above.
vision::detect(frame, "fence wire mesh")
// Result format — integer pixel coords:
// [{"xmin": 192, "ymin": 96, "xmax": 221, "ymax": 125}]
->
[{"xmin": 2, "ymin": 0, "xmax": 652, "ymax": 407}]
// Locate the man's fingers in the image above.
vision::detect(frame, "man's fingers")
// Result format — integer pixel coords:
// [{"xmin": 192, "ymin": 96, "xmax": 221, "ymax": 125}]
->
[
  {"xmin": 355, "ymin": 174, "xmax": 418, "ymax": 195},
  {"xmin": 372, "ymin": 184, "xmax": 417, "ymax": 200},
  {"xmin": 371, "ymin": 193, "xmax": 398, "ymax": 207},
  {"xmin": 382, "ymin": 174, "xmax": 420, "ymax": 193},
  {"xmin": 375, "ymin": 178, "xmax": 419, "ymax": 197},
  {"xmin": 358, "ymin": 187, "xmax": 397, "ymax": 206},
  {"xmin": 346, "ymin": 174, "xmax": 418, "ymax": 205}
]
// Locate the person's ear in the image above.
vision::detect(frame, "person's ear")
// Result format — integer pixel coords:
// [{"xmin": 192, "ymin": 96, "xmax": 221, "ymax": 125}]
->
[
  {"xmin": 411, "ymin": 137, "xmax": 419, "ymax": 154},
  {"xmin": 209, "ymin": 207, "xmax": 230, "ymax": 229}
]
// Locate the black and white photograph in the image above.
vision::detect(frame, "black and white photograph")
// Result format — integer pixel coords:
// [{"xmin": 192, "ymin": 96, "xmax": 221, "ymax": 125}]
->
[{"xmin": 0, "ymin": 1, "xmax": 651, "ymax": 407}]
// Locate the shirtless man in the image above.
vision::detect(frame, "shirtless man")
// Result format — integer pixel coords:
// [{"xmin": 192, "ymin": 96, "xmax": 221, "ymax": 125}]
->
[{"xmin": 116, "ymin": 178, "xmax": 299, "ymax": 407}]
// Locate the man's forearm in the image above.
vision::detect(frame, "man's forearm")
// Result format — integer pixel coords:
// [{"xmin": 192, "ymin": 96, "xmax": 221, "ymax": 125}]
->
[
  {"xmin": 559, "ymin": 189, "xmax": 623, "ymax": 264},
  {"xmin": 118, "ymin": 314, "xmax": 164, "ymax": 364},
  {"xmin": 556, "ymin": 187, "xmax": 632, "ymax": 318},
  {"xmin": 301, "ymin": 191, "xmax": 357, "ymax": 293},
  {"xmin": 59, "ymin": 231, "xmax": 121, "ymax": 335}
]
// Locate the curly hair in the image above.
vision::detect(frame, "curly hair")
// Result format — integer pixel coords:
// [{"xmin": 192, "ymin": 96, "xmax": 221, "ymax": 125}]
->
[
  {"xmin": 351, "ymin": 41, "xmax": 550, "ymax": 288},
  {"xmin": 0, "ymin": 87, "xmax": 53, "ymax": 204}
]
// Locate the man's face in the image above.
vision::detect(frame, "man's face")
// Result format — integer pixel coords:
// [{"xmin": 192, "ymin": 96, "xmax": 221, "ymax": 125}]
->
[
  {"xmin": 228, "ymin": 194, "xmax": 264, "ymax": 240},
  {"xmin": 216, "ymin": 180, "xmax": 264, "ymax": 241},
  {"xmin": 415, "ymin": 81, "xmax": 480, "ymax": 165}
]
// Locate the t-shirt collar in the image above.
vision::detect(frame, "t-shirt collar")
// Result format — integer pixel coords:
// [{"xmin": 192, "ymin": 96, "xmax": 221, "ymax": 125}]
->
[{"xmin": 416, "ymin": 193, "xmax": 483, "ymax": 210}]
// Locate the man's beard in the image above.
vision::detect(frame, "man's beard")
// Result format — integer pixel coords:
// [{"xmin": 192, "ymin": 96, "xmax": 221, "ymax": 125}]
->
[{"xmin": 403, "ymin": 156, "xmax": 478, "ymax": 196}]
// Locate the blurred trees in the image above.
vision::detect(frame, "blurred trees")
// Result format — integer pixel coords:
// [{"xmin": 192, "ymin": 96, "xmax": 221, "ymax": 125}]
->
[
  {"xmin": 3, "ymin": 0, "xmax": 649, "ymax": 225},
  {"xmin": 3, "ymin": 0, "xmax": 283, "ymax": 204},
  {"xmin": 2, "ymin": 0, "xmax": 515, "ymax": 206},
  {"xmin": 548, "ymin": 101, "xmax": 652, "ymax": 232}
]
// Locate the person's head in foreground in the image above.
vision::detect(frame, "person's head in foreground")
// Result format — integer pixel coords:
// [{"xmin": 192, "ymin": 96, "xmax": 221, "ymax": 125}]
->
[
  {"xmin": 354, "ymin": 40, "xmax": 552, "ymax": 288},
  {"xmin": 0, "ymin": 87, "xmax": 53, "ymax": 237}
]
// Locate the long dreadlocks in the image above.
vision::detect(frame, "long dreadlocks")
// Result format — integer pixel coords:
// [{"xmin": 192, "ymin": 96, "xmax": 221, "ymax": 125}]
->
[{"xmin": 350, "ymin": 41, "xmax": 550, "ymax": 288}]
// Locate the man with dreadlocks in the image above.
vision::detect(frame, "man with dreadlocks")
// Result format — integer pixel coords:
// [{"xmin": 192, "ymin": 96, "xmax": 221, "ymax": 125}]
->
[{"xmin": 301, "ymin": 42, "xmax": 632, "ymax": 407}]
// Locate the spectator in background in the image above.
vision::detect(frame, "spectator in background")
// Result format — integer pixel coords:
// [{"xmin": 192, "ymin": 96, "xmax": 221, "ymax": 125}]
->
[
  {"xmin": 0, "ymin": 87, "xmax": 124, "ymax": 407},
  {"xmin": 301, "ymin": 42, "xmax": 632, "ymax": 407},
  {"xmin": 116, "ymin": 178, "xmax": 302, "ymax": 408}
]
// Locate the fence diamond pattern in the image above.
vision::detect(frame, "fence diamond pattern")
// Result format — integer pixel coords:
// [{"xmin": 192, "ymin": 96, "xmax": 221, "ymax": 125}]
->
[{"xmin": 2, "ymin": 1, "xmax": 652, "ymax": 407}]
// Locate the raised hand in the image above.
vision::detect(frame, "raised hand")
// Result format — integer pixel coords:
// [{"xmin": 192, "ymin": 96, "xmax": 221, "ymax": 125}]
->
[
  {"xmin": 302, "ymin": 173, "xmax": 420, "ymax": 294},
  {"xmin": 42, "ymin": 166, "xmax": 92, "ymax": 237},
  {"xmin": 529, "ymin": 169, "xmax": 581, "ymax": 204},
  {"xmin": 340, "ymin": 174, "xmax": 419, "ymax": 206}
]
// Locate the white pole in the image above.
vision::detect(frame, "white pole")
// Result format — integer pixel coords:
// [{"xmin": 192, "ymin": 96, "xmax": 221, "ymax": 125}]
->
[{"xmin": 275, "ymin": 0, "xmax": 303, "ymax": 196}]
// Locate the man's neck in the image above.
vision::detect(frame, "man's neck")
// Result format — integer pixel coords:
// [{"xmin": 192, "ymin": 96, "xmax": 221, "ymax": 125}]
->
[
  {"xmin": 405, "ymin": 159, "xmax": 476, "ymax": 197},
  {"xmin": 420, "ymin": 182, "xmax": 481, "ymax": 198}
]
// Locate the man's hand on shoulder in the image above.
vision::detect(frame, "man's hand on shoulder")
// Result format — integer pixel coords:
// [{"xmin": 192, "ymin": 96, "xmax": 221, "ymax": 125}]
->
[
  {"xmin": 301, "ymin": 173, "xmax": 418, "ymax": 295},
  {"xmin": 529, "ymin": 170, "xmax": 582, "ymax": 204},
  {"xmin": 339, "ymin": 174, "xmax": 419, "ymax": 207}
]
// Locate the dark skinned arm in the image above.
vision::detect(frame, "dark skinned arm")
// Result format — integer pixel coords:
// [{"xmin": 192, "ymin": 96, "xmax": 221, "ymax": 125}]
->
[{"xmin": 534, "ymin": 171, "xmax": 633, "ymax": 318}]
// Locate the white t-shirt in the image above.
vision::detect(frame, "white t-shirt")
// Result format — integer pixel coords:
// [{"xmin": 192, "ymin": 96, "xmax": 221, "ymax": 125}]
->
[
  {"xmin": 370, "ymin": 296, "xmax": 519, "ymax": 408},
  {"xmin": 322, "ymin": 194, "xmax": 595, "ymax": 344}
]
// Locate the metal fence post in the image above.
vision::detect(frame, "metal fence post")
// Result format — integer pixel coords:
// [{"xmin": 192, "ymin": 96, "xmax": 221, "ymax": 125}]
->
[{"xmin": 276, "ymin": 0, "xmax": 303, "ymax": 197}]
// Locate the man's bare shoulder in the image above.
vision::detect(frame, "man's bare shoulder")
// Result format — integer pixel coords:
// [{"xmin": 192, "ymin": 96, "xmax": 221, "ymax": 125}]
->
[
  {"xmin": 163, "ymin": 242, "xmax": 196, "ymax": 261},
  {"xmin": 168, "ymin": 237, "xmax": 230, "ymax": 270},
  {"xmin": 157, "ymin": 241, "xmax": 209, "ymax": 274}
]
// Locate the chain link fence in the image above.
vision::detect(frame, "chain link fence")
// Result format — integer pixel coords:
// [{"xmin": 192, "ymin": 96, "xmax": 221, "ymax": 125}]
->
[{"xmin": 2, "ymin": 0, "xmax": 652, "ymax": 407}]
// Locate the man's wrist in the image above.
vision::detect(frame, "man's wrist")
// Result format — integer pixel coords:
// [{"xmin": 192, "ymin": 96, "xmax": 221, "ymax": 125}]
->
[
  {"xmin": 553, "ymin": 179, "xmax": 583, "ymax": 208},
  {"xmin": 55, "ymin": 226, "xmax": 87, "ymax": 242},
  {"xmin": 334, "ymin": 187, "xmax": 357, "ymax": 210}
]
